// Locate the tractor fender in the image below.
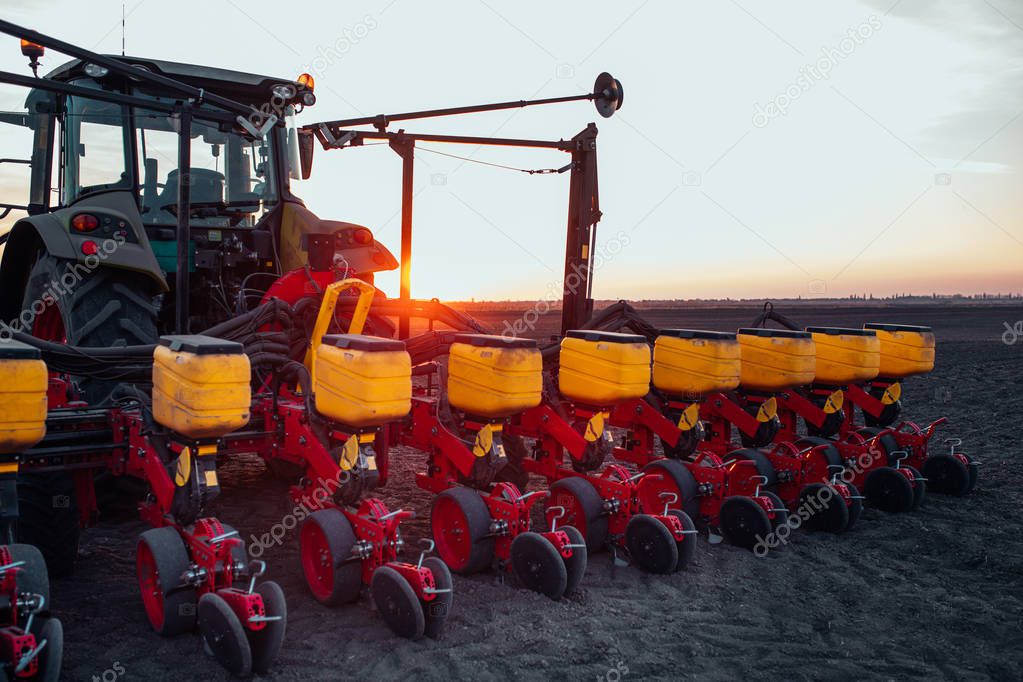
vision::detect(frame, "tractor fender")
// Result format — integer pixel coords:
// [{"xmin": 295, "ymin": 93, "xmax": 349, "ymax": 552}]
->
[{"xmin": 0, "ymin": 192, "xmax": 167, "ymax": 322}]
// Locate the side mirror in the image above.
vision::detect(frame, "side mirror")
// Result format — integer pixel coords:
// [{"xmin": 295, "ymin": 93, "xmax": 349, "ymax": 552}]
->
[{"xmin": 298, "ymin": 129, "xmax": 315, "ymax": 180}]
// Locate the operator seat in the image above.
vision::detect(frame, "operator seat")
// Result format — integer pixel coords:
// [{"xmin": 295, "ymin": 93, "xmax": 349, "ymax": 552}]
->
[{"xmin": 157, "ymin": 168, "xmax": 226, "ymax": 208}]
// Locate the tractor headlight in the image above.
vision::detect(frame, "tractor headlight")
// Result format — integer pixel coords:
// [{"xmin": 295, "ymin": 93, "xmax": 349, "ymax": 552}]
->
[
  {"xmin": 272, "ymin": 83, "xmax": 297, "ymax": 100},
  {"xmin": 84, "ymin": 63, "xmax": 109, "ymax": 78}
]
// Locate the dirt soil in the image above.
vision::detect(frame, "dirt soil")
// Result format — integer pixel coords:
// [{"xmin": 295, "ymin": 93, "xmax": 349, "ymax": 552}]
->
[{"xmin": 56, "ymin": 304, "xmax": 1023, "ymax": 681}]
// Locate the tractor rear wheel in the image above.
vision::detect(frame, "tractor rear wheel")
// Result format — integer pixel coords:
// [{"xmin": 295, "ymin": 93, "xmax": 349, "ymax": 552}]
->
[{"xmin": 21, "ymin": 253, "xmax": 160, "ymax": 403}]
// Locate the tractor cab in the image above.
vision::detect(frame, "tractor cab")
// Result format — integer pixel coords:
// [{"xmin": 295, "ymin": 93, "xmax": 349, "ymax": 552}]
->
[{"xmin": 1, "ymin": 52, "xmax": 397, "ymax": 336}]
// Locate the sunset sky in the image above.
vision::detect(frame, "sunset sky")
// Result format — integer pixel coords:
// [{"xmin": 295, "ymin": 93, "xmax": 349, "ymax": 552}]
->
[{"xmin": 0, "ymin": 0, "xmax": 1020, "ymax": 301}]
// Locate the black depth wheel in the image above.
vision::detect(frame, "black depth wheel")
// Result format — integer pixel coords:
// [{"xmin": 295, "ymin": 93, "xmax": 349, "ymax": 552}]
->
[
  {"xmin": 431, "ymin": 487, "xmax": 495, "ymax": 575},
  {"xmin": 843, "ymin": 481, "xmax": 863, "ymax": 530},
  {"xmin": 30, "ymin": 615, "xmax": 63, "ymax": 682},
  {"xmin": 371, "ymin": 566, "xmax": 426, "ymax": 640},
  {"xmin": 864, "ymin": 466, "xmax": 915, "ymax": 513},
  {"xmin": 299, "ymin": 509, "xmax": 362, "ymax": 605},
  {"xmin": 510, "ymin": 532, "xmax": 568, "ymax": 600},
  {"xmin": 249, "ymin": 581, "xmax": 287, "ymax": 675},
  {"xmin": 904, "ymin": 465, "xmax": 927, "ymax": 510},
  {"xmin": 625, "ymin": 514, "xmax": 678, "ymax": 574},
  {"xmin": 198, "ymin": 592, "xmax": 253, "ymax": 677},
  {"xmin": 798, "ymin": 483, "xmax": 849, "ymax": 533},
  {"xmin": 548, "ymin": 477, "xmax": 608, "ymax": 553},
  {"xmin": 559, "ymin": 525, "xmax": 588, "ymax": 596},
  {"xmin": 421, "ymin": 557, "xmax": 453, "ymax": 640},
  {"xmin": 922, "ymin": 454, "xmax": 971, "ymax": 497},
  {"xmin": 965, "ymin": 453, "xmax": 979, "ymax": 493},
  {"xmin": 719, "ymin": 496, "xmax": 772, "ymax": 550},
  {"xmin": 760, "ymin": 491, "xmax": 789, "ymax": 531},
  {"xmin": 666, "ymin": 510, "xmax": 697, "ymax": 572}
]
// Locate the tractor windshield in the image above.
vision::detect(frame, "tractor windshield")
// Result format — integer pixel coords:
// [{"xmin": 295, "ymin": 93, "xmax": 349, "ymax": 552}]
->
[
  {"xmin": 134, "ymin": 109, "xmax": 278, "ymax": 227},
  {"xmin": 61, "ymin": 79, "xmax": 280, "ymax": 227}
]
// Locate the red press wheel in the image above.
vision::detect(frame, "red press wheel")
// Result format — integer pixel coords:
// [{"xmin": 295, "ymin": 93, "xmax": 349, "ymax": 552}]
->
[
  {"xmin": 547, "ymin": 477, "xmax": 608, "ymax": 553},
  {"xmin": 431, "ymin": 487, "xmax": 495, "ymax": 575},
  {"xmin": 637, "ymin": 459, "xmax": 700, "ymax": 521},
  {"xmin": 299, "ymin": 509, "xmax": 362, "ymax": 605},
  {"xmin": 136, "ymin": 527, "xmax": 196, "ymax": 636}
]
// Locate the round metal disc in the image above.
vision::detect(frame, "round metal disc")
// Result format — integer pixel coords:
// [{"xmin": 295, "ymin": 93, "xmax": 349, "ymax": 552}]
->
[
  {"xmin": 510, "ymin": 532, "xmax": 568, "ymax": 599},
  {"xmin": 371, "ymin": 566, "xmax": 426, "ymax": 640},
  {"xmin": 197, "ymin": 592, "xmax": 253, "ymax": 678},
  {"xmin": 593, "ymin": 72, "xmax": 623, "ymax": 118}
]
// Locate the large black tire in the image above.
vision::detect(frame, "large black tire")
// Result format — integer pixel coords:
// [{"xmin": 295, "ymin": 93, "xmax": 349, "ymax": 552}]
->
[
  {"xmin": 14, "ymin": 474, "xmax": 79, "ymax": 579},
  {"xmin": 21, "ymin": 253, "xmax": 160, "ymax": 404}
]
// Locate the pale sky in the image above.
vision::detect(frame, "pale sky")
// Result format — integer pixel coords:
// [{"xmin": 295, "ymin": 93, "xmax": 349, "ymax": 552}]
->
[{"xmin": 1, "ymin": 0, "xmax": 1020, "ymax": 301}]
